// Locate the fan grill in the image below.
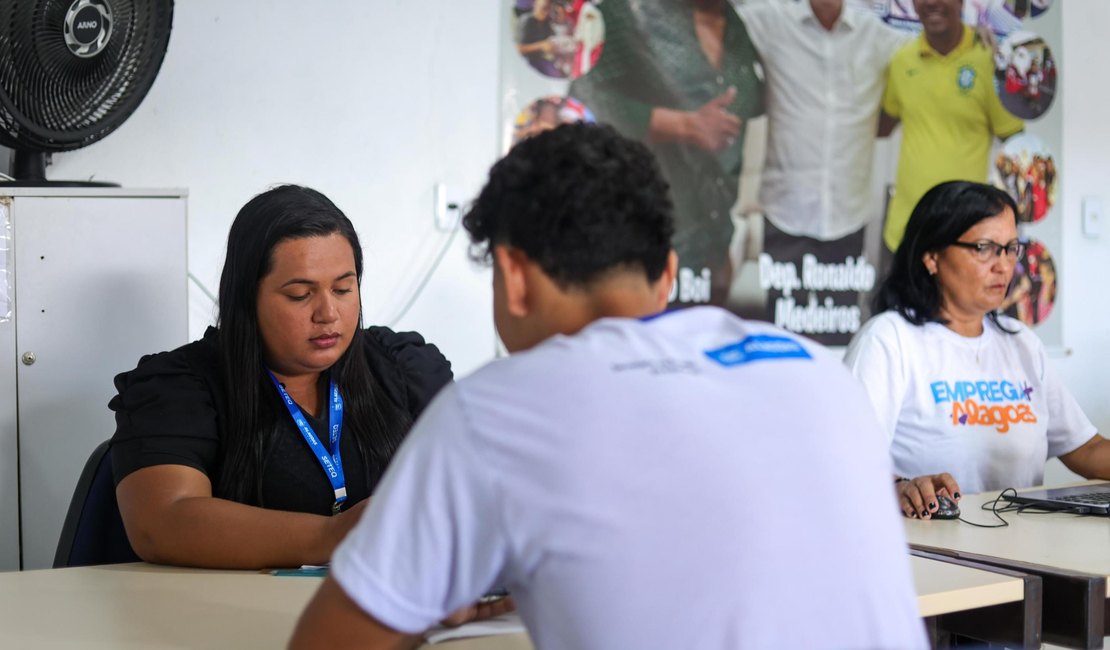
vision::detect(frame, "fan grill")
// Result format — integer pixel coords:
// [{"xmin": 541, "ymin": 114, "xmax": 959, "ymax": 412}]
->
[{"xmin": 0, "ymin": 0, "xmax": 171, "ymax": 152}]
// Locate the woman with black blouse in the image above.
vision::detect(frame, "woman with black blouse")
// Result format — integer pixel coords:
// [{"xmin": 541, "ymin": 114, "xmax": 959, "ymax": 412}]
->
[{"xmin": 110, "ymin": 185, "xmax": 452, "ymax": 569}]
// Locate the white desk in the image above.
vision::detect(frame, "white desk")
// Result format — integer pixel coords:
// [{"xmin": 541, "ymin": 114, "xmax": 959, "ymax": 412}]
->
[
  {"xmin": 913, "ymin": 552, "xmax": 1041, "ymax": 648},
  {"xmin": 0, "ymin": 563, "xmax": 530, "ymax": 649},
  {"xmin": 0, "ymin": 559, "xmax": 1034, "ymax": 649},
  {"xmin": 905, "ymin": 484, "xmax": 1110, "ymax": 649},
  {"xmin": 911, "ymin": 555, "xmax": 1026, "ymax": 617}
]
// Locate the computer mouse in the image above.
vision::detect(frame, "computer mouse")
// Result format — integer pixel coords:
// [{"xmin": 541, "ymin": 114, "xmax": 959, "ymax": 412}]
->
[{"xmin": 931, "ymin": 495, "xmax": 960, "ymax": 520}]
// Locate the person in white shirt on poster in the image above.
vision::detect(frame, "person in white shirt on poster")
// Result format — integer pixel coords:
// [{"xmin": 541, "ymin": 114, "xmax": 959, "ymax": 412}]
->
[
  {"xmin": 290, "ymin": 123, "xmax": 926, "ymax": 650},
  {"xmin": 734, "ymin": 0, "xmax": 906, "ymax": 241},
  {"xmin": 844, "ymin": 180, "xmax": 1110, "ymax": 519}
]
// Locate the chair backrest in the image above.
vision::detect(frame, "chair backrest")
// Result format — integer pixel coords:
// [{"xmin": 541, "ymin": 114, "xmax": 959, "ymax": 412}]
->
[{"xmin": 53, "ymin": 440, "xmax": 139, "ymax": 568}]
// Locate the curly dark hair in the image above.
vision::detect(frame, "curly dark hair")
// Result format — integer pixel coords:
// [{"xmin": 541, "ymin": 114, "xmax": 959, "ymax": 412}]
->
[
  {"xmin": 876, "ymin": 180, "xmax": 1019, "ymax": 330},
  {"xmin": 462, "ymin": 122, "xmax": 675, "ymax": 287}
]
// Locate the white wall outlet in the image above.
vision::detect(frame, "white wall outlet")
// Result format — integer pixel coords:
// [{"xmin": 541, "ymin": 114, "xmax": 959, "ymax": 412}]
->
[
  {"xmin": 1082, "ymin": 196, "xmax": 1103, "ymax": 239},
  {"xmin": 434, "ymin": 183, "xmax": 463, "ymax": 231}
]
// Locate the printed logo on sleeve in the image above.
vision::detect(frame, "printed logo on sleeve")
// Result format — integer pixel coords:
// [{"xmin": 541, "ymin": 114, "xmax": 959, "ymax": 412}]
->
[
  {"xmin": 931, "ymin": 380, "xmax": 1037, "ymax": 433},
  {"xmin": 704, "ymin": 335, "xmax": 812, "ymax": 367}
]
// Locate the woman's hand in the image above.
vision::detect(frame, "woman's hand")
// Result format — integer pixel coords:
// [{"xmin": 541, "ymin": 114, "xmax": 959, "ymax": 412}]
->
[
  {"xmin": 896, "ymin": 473, "xmax": 961, "ymax": 519},
  {"xmin": 320, "ymin": 499, "xmax": 370, "ymax": 554},
  {"xmin": 440, "ymin": 597, "xmax": 516, "ymax": 628}
]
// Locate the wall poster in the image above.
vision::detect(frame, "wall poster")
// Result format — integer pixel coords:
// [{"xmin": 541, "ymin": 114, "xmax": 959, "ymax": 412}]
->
[{"xmin": 500, "ymin": 0, "xmax": 1062, "ymax": 347}]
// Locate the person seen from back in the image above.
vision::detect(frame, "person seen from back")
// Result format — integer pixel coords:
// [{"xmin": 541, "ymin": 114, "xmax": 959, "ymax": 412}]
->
[{"xmin": 289, "ymin": 123, "xmax": 927, "ymax": 650}]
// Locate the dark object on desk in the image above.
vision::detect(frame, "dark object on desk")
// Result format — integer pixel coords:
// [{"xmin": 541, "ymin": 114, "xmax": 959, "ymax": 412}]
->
[
  {"xmin": 0, "ymin": 0, "xmax": 174, "ymax": 185},
  {"xmin": 480, "ymin": 589, "xmax": 510, "ymax": 604},
  {"xmin": 932, "ymin": 495, "xmax": 960, "ymax": 520},
  {"xmin": 54, "ymin": 439, "xmax": 139, "ymax": 568},
  {"xmin": 271, "ymin": 567, "xmax": 329, "ymax": 578},
  {"xmin": 1001, "ymin": 484, "xmax": 1110, "ymax": 515}
]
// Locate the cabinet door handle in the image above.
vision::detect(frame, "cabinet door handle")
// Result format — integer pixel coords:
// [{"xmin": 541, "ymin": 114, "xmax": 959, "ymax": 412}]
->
[{"xmin": 21, "ymin": 352, "xmax": 35, "ymax": 366}]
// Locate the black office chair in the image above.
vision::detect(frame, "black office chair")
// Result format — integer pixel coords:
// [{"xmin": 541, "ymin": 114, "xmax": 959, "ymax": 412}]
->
[{"xmin": 53, "ymin": 439, "xmax": 140, "ymax": 568}]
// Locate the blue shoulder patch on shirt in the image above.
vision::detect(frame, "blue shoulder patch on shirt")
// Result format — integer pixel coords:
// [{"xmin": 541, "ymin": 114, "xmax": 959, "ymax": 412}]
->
[{"xmin": 704, "ymin": 335, "xmax": 812, "ymax": 367}]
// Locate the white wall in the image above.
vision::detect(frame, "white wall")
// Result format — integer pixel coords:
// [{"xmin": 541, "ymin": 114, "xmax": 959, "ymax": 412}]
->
[
  {"xmin": 33, "ymin": 1, "xmax": 1110, "ymax": 462},
  {"xmin": 1043, "ymin": 0, "xmax": 1110, "ymax": 484},
  {"xmin": 47, "ymin": 0, "xmax": 504, "ymax": 377}
]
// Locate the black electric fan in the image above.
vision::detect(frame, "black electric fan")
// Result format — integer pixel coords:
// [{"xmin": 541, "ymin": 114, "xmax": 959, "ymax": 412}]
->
[{"xmin": 0, "ymin": 0, "xmax": 173, "ymax": 186}]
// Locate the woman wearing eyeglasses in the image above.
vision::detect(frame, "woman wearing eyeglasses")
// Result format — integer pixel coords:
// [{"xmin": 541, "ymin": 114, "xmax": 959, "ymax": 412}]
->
[{"xmin": 845, "ymin": 181, "xmax": 1110, "ymax": 519}]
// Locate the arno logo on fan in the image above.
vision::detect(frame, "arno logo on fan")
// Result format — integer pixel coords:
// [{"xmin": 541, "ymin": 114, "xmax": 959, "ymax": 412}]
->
[
  {"xmin": 0, "ymin": 0, "xmax": 173, "ymax": 183},
  {"xmin": 64, "ymin": 0, "xmax": 113, "ymax": 58}
]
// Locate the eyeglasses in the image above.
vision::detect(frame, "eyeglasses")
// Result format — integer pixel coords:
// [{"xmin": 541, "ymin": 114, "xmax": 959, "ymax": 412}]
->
[{"xmin": 949, "ymin": 240, "xmax": 1025, "ymax": 262}]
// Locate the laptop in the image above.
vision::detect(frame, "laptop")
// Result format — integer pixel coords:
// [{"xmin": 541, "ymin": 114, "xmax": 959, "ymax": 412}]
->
[{"xmin": 1002, "ymin": 484, "xmax": 1110, "ymax": 515}]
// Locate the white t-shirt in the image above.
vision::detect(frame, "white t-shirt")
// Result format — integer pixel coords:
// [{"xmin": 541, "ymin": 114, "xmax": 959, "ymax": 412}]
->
[
  {"xmin": 736, "ymin": 1, "xmax": 907, "ymax": 239},
  {"xmin": 844, "ymin": 311, "xmax": 1096, "ymax": 494},
  {"xmin": 333, "ymin": 306, "xmax": 926, "ymax": 650}
]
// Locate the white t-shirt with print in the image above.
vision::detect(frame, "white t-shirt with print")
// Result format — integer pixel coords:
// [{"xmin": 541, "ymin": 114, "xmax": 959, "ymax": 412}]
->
[
  {"xmin": 844, "ymin": 311, "xmax": 1095, "ymax": 494},
  {"xmin": 332, "ymin": 306, "xmax": 926, "ymax": 650}
]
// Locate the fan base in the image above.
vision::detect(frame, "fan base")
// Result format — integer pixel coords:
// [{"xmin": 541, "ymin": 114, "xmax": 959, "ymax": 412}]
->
[{"xmin": 6, "ymin": 150, "xmax": 120, "ymax": 186}]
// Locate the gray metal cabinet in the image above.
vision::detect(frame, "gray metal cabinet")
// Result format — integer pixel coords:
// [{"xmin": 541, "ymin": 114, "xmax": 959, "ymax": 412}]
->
[{"xmin": 0, "ymin": 189, "xmax": 187, "ymax": 570}]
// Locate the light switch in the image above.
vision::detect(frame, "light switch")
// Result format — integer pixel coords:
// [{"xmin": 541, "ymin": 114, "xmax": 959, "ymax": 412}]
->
[{"xmin": 1082, "ymin": 197, "xmax": 1103, "ymax": 238}]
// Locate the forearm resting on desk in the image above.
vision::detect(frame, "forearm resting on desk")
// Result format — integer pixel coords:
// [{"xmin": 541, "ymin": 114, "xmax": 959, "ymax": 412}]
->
[
  {"xmin": 290, "ymin": 577, "xmax": 422, "ymax": 650},
  {"xmin": 116, "ymin": 465, "xmax": 363, "ymax": 569}
]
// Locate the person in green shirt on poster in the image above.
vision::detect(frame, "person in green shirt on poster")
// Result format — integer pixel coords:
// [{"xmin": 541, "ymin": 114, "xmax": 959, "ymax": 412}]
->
[
  {"xmin": 568, "ymin": 0, "xmax": 764, "ymax": 308},
  {"xmin": 879, "ymin": 0, "xmax": 1023, "ymax": 253}
]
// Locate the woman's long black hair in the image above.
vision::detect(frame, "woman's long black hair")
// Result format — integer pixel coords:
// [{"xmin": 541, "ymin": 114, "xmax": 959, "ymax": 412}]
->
[
  {"xmin": 215, "ymin": 185, "xmax": 411, "ymax": 504},
  {"xmin": 875, "ymin": 180, "xmax": 1019, "ymax": 331}
]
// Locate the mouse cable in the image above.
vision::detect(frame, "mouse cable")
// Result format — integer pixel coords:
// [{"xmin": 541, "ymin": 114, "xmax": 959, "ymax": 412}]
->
[{"xmin": 959, "ymin": 488, "xmax": 1019, "ymax": 528}]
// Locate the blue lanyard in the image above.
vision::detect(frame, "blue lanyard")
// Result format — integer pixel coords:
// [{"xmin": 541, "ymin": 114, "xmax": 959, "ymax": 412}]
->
[{"xmin": 266, "ymin": 370, "xmax": 347, "ymax": 514}]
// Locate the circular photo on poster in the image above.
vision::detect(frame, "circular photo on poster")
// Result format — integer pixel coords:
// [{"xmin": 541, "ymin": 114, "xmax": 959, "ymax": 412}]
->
[
  {"xmin": 993, "ymin": 31, "xmax": 1057, "ymax": 119},
  {"xmin": 875, "ymin": 0, "xmax": 1020, "ymax": 35},
  {"xmin": 1000, "ymin": 0, "xmax": 1055, "ymax": 19},
  {"xmin": 1001, "ymin": 238, "xmax": 1057, "ymax": 326},
  {"xmin": 511, "ymin": 95, "xmax": 596, "ymax": 146},
  {"xmin": 990, "ymin": 133, "xmax": 1057, "ymax": 224},
  {"xmin": 512, "ymin": 0, "xmax": 606, "ymax": 80},
  {"xmin": 974, "ymin": 0, "xmax": 1023, "ymax": 35},
  {"xmin": 1030, "ymin": 0, "xmax": 1055, "ymax": 17}
]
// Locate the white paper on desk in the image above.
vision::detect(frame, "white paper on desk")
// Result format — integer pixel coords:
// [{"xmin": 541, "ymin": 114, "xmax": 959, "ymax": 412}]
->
[{"xmin": 424, "ymin": 613, "xmax": 525, "ymax": 644}]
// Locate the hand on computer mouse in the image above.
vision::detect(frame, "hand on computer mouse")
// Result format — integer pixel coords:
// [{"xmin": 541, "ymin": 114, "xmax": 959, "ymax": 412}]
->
[
  {"xmin": 931, "ymin": 495, "xmax": 960, "ymax": 520},
  {"xmin": 895, "ymin": 473, "xmax": 962, "ymax": 519}
]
